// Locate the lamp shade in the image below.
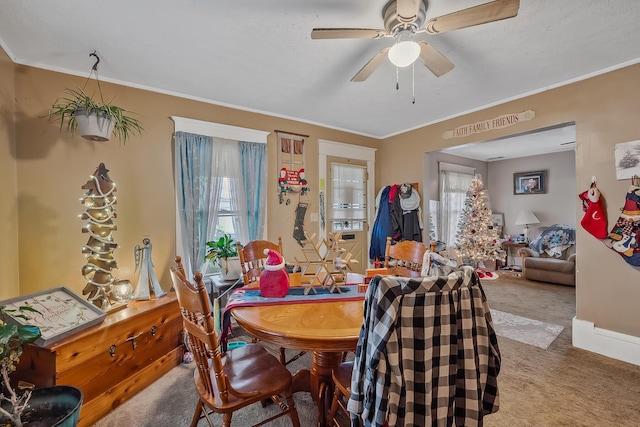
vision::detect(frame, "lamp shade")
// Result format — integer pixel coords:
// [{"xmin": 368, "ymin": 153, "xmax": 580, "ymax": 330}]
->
[
  {"xmin": 388, "ymin": 40, "xmax": 421, "ymax": 67},
  {"xmin": 515, "ymin": 211, "xmax": 540, "ymax": 225}
]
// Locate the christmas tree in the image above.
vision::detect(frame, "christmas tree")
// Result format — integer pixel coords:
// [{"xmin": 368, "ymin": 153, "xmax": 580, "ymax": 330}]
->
[
  {"xmin": 618, "ymin": 149, "xmax": 639, "ymax": 169},
  {"xmin": 455, "ymin": 174, "xmax": 504, "ymax": 266},
  {"xmin": 80, "ymin": 163, "xmax": 119, "ymax": 310}
]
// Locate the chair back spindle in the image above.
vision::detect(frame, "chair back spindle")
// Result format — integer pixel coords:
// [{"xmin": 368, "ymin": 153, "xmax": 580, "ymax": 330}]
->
[
  {"xmin": 237, "ymin": 237, "xmax": 283, "ymax": 286},
  {"xmin": 170, "ymin": 267, "xmax": 229, "ymax": 402},
  {"xmin": 384, "ymin": 236, "xmax": 427, "ymax": 278}
]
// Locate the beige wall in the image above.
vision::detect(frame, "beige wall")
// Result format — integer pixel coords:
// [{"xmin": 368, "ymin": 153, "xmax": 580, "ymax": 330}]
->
[
  {"xmin": 380, "ymin": 63, "xmax": 640, "ymax": 339},
  {"xmin": 0, "ymin": 47, "xmax": 19, "ymax": 299},
  {"xmin": 423, "ymin": 151, "xmax": 489, "ymax": 205},
  {"xmin": 488, "ymin": 150, "xmax": 577, "ymax": 238},
  {"xmin": 8, "ymin": 62, "xmax": 378, "ymax": 298}
]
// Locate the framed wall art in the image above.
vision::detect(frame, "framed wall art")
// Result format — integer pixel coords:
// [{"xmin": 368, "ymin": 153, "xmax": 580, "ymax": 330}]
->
[
  {"xmin": 614, "ymin": 140, "xmax": 640, "ymax": 180},
  {"xmin": 0, "ymin": 287, "xmax": 106, "ymax": 346},
  {"xmin": 513, "ymin": 170, "xmax": 547, "ymax": 195}
]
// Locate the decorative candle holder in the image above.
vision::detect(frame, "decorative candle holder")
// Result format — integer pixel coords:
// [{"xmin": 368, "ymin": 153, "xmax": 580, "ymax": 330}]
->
[{"xmin": 112, "ymin": 280, "xmax": 133, "ymax": 304}]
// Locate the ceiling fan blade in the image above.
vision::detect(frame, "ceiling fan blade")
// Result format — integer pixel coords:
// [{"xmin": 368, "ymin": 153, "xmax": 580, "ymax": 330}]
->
[
  {"xmin": 425, "ymin": 0, "xmax": 520, "ymax": 35},
  {"xmin": 418, "ymin": 41, "xmax": 454, "ymax": 77},
  {"xmin": 351, "ymin": 47, "xmax": 391, "ymax": 82},
  {"xmin": 396, "ymin": 0, "xmax": 422, "ymax": 24},
  {"xmin": 311, "ymin": 28, "xmax": 388, "ymax": 40}
]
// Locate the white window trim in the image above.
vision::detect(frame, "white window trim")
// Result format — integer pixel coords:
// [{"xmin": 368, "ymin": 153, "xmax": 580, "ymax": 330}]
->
[
  {"xmin": 171, "ymin": 117, "xmax": 269, "ymax": 143},
  {"xmin": 438, "ymin": 161, "xmax": 475, "ymax": 175}
]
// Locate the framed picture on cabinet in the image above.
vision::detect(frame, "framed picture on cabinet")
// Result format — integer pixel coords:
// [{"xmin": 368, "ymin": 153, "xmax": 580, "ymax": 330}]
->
[{"xmin": 0, "ymin": 287, "xmax": 105, "ymax": 346}]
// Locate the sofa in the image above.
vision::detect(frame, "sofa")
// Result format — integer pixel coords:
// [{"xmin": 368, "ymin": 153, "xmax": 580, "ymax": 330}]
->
[{"xmin": 517, "ymin": 224, "xmax": 576, "ymax": 286}]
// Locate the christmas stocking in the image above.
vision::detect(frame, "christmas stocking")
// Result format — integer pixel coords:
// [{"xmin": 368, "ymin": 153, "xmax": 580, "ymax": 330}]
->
[
  {"xmin": 578, "ymin": 183, "xmax": 608, "ymax": 239},
  {"xmin": 604, "ymin": 184, "xmax": 640, "ymax": 266},
  {"xmin": 293, "ymin": 202, "xmax": 308, "ymax": 246}
]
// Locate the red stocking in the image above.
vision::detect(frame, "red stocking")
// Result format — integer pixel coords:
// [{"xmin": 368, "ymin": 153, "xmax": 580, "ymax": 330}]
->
[{"xmin": 578, "ymin": 184, "xmax": 608, "ymax": 239}]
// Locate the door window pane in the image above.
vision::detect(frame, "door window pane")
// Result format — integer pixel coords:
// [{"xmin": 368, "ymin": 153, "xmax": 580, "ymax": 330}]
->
[{"xmin": 330, "ymin": 163, "xmax": 367, "ymax": 232}]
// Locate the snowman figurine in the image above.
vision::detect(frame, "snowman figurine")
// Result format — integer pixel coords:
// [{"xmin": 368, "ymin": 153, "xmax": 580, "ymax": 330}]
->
[{"xmin": 259, "ymin": 249, "xmax": 290, "ymax": 298}]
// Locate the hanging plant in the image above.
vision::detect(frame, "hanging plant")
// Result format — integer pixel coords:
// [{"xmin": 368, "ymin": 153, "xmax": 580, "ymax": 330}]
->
[{"xmin": 48, "ymin": 52, "xmax": 143, "ymax": 143}]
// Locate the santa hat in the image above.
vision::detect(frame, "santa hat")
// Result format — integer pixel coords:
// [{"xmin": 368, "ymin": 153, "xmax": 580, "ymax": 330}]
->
[{"xmin": 263, "ymin": 249, "xmax": 286, "ymax": 271}]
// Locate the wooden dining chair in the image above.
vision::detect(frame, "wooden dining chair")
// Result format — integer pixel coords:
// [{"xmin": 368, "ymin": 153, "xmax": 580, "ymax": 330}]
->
[
  {"xmin": 328, "ymin": 361, "xmax": 355, "ymax": 427},
  {"xmin": 169, "ymin": 259, "xmax": 301, "ymax": 427},
  {"xmin": 236, "ymin": 238, "xmax": 306, "ymax": 366},
  {"xmin": 384, "ymin": 236, "xmax": 427, "ymax": 278},
  {"xmin": 237, "ymin": 237, "xmax": 284, "ymax": 286}
]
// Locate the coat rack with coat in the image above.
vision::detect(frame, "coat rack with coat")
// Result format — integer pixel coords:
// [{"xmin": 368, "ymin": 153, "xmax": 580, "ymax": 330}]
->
[{"xmin": 370, "ymin": 182, "xmax": 423, "ymax": 262}]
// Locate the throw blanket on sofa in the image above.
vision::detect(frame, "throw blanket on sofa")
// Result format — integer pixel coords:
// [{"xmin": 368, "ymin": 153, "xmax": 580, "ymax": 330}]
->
[{"xmin": 530, "ymin": 224, "xmax": 576, "ymax": 257}]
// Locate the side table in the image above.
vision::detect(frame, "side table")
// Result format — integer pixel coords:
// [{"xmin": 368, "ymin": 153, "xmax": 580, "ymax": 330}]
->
[
  {"xmin": 204, "ymin": 275, "xmax": 243, "ymax": 330},
  {"xmin": 500, "ymin": 241, "xmax": 527, "ymax": 268}
]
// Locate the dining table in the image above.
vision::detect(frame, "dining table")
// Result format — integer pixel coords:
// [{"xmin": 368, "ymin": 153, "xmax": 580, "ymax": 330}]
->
[{"xmin": 229, "ymin": 291, "xmax": 364, "ymax": 427}]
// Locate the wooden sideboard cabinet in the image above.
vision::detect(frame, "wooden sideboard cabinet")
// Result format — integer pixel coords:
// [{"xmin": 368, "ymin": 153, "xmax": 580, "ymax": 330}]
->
[{"xmin": 15, "ymin": 292, "xmax": 184, "ymax": 426}]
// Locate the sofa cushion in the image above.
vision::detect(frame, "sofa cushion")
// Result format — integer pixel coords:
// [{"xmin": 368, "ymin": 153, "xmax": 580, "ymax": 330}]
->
[
  {"xmin": 524, "ymin": 267, "xmax": 575, "ymax": 286},
  {"xmin": 525, "ymin": 257, "xmax": 574, "ymax": 274}
]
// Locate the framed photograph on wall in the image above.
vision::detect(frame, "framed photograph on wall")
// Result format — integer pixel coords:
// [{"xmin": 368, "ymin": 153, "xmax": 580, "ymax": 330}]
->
[{"xmin": 513, "ymin": 170, "xmax": 547, "ymax": 195}]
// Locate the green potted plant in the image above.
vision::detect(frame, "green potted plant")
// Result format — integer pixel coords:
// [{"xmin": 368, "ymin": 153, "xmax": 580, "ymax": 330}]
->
[
  {"xmin": 0, "ymin": 305, "xmax": 83, "ymax": 427},
  {"xmin": 205, "ymin": 233, "xmax": 241, "ymax": 281},
  {"xmin": 48, "ymin": 87, "xmax": 143, "ymax": 143}
]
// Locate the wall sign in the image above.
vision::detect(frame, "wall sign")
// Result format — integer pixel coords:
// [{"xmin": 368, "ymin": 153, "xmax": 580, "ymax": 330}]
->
[{"xmin": 443, "ymin": 110, "xmax": 536, "ymax": 139}]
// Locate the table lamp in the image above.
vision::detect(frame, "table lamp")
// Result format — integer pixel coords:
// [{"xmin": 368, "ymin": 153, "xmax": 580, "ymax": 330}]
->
[{"xmin": 515, "ymin": 211, "xmax": 540, "ymax": 243}]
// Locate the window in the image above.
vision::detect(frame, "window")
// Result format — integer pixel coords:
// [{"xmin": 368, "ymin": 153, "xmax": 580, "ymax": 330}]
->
[
  {"xmin": 330, "ymin": 162, "xmax": 367, "ymax": 232},
  {"xmin": 172, "ymin": 117, "xmax": 269, "ymax": 279},
  {"xmin": 438, "ymin": 163, "xmax": 475, "ymax": 251},
  {"xmin": 213, "ymin": 177, "xmax": 239, "ymax": 240}
]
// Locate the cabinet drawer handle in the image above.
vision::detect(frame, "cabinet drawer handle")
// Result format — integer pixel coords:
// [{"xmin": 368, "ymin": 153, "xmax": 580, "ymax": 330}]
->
[
  {"xmin": 150, "ymin": 326, "xmax": 157, "ymax": 336},
  {"xmin": 109, "ymin": 345, "xmax": 116, "ymax": 357},
  {"xmin": 126, "ymin": 332, "xmax": 144, "ymax": 350}
]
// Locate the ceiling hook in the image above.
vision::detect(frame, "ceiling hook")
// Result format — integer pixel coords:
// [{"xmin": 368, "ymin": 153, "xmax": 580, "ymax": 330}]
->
[{"xmin": 90, "ymin": 51, "xmax": 100, "ymax": 71}]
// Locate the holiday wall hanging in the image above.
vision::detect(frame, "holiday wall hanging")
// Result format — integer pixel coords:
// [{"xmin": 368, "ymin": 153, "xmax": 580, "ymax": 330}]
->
[
  {"xmin": 604, "ymin": 176, "xmax": 640, "ymax": 266},
  {"xmin": 578, "ymin": 177, "xmax": 608, "ymax": 239},
  {"xmin": 276, "ymin": 130, "xmax": 309, "ymax": 204}
]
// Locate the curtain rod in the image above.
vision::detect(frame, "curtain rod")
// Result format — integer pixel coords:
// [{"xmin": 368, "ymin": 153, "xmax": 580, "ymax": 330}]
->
[{"xmin": 275, "ymin": 130, "xmax": 309, "ymax": 139}]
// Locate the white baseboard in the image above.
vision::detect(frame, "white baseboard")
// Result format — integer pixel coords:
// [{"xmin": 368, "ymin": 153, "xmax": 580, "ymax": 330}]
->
[{"xmin": 572, "ymin": 317, "xmax": 640, "ymax": 366}]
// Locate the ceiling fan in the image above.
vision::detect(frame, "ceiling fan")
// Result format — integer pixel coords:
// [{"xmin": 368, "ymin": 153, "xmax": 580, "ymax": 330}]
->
[{"xmin": 311, "ymin": 0, "xmax": 520, "ymax": 82}]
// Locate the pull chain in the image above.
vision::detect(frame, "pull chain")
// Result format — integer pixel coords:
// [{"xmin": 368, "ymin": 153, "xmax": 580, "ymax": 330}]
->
[
  {"xmin": 412, "ymin": 62, "xmax": 416, "ymax": 104},
  {"xmin": 396, "ymin": 66, "xmax": 399, "ymax": 90}
]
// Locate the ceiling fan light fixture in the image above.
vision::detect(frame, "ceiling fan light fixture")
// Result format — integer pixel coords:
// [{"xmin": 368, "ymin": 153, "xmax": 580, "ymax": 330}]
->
[{"xmin": 388, "ymin": 40, "xmax": 420, "ymax": 67}]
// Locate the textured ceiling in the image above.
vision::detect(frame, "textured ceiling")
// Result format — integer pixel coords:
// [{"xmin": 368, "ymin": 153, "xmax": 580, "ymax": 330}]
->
[{"xmin": 1, "ymin": 1, "xmax": 639, "ymax": 141}]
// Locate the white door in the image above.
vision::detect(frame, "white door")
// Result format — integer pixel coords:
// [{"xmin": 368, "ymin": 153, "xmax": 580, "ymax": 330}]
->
[{"xmin": 327, "ymin": 157, "xmax": 368, "ymax": 274}]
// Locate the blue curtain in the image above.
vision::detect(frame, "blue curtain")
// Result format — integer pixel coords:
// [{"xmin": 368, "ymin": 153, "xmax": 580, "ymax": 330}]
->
[
  {"xmin": 239, "ymin": 141, "xmax": 267, "ymax": 241},
  {"xmin": 175, "ymin": 131, "xmax": 213, "ymax": 278}
]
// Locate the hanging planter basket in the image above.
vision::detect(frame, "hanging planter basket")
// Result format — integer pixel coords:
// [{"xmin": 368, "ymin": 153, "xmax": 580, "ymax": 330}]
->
[
  {"xmin": 74, "ymin": 108, "xmax": 115, "ymax": 142},
  {"xmin": 47, "ymin": 52, "xmax": 143, "ymax": 144}
]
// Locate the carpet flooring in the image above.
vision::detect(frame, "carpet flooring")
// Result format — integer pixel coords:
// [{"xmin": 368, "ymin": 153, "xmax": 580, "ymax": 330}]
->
[{"xmin": 93, "ymin": 275, "xmax": 640, "ymax": 426}]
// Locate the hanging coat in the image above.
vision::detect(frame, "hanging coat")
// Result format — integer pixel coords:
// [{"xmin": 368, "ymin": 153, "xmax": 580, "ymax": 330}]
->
[{"xmin": 369, "ymin": 186, "xmax": 392, "ymax": 262}]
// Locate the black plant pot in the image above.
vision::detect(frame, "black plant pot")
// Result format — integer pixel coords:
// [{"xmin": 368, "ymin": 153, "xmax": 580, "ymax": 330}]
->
[{"xmin": 1, "ymin": 386, "xmax": 83, "ymax": 427}]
